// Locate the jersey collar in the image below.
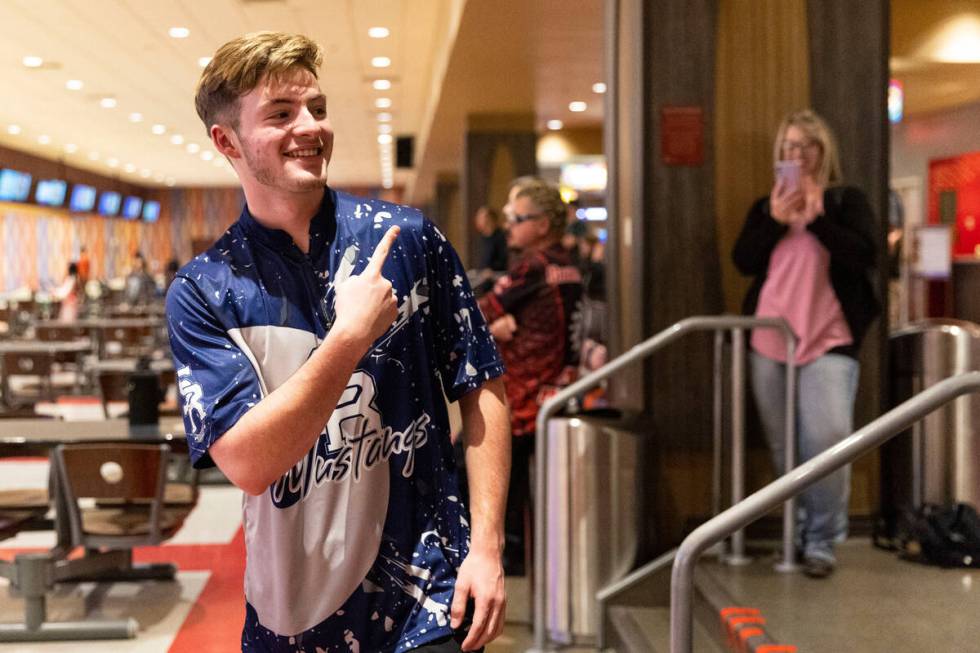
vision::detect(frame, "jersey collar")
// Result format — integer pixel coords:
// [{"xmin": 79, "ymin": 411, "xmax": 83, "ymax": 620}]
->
[{"xmin": 239, "ymin": 187, "xmax": 337, "ymax": 259}]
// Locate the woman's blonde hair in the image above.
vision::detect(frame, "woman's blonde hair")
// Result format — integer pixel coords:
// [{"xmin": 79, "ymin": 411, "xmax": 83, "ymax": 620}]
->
[
  {"xmin": 773, "ymin": 109, "xmax": 842, "ymax": 187},
  {"xmin": 511, "ymin": 178, "xmax": 567, "ymax": 238}
]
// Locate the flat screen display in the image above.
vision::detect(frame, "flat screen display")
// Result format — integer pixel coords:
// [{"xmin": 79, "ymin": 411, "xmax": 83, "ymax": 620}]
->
[
  {"xmin": 98, "ymin": 191, "xmax": 121, "ymax": 216},
  {"xmin": 122, "ymin": 196, "xmax": 143, "ymax": 220},
  {"xmin": 142, "ymin": 200, "xmax": 160, "ymax": 222},
  {"xmin": 0, "ymin": 169, "xmax": 32, "ymax": 202},
  {"xmin": 35, "ymin": 179, "xmax": 68, "ymax": 207},
  {"xmin": 69, "ymin": 184, "xmax": 97, "ymax": 212}
]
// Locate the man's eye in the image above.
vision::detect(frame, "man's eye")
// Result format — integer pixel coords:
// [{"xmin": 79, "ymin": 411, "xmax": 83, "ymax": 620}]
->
[{"xmin": 269, "ymin": 111, "xmax": 289, "ymax": 120}]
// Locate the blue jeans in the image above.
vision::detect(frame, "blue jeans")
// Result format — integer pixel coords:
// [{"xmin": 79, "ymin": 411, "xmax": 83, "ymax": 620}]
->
[{"xmin": 749, "ymin": 351, "xmax": 859, "ymax": 561}]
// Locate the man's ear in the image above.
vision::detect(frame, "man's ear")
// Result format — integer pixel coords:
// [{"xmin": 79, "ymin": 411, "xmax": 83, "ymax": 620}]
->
[{"xmin": 211, "ymin": 124, "xmax": 240, "ymax": 159}]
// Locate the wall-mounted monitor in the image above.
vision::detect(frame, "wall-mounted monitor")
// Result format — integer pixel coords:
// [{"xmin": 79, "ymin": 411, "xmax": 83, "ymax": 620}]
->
[
  {"xmin": 69, "ymin": 184, "xmax": 97, "ymax": 212},
  {"xmin": 0, "ymin": 169, "xmax": 32, "ymax": 202},
  {"xmin": 98, "ymin": 191, "xmax": 121, "ymax": 216},
  {"xmin": 142, "ymin": 200, "xmax": 160, "ymax": 222},
  {"xmin": 35, "ymin": 179, "xmax": 68, "ymax": 207},
  {"xmin": 122, "ymin": 196, "xmax": 143, "ymax": 220}
]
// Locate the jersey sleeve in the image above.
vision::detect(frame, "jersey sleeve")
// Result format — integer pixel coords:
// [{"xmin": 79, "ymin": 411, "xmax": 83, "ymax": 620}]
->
[
  {"xmin": 166, "ymin": 276, "xmax": 263, "ymax": 469},
  {"xmin": 422, "ymin": 219, "xmax": 505, "ymax": 402}
]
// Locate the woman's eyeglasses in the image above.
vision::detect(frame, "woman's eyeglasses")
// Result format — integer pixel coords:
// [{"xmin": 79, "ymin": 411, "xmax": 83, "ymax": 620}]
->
[
  {"xmin": 782, "ymin": 139, "xmax": 819, "ymax": 154},
  {"xmin": 506, "ymin": 212, "xmax": 544, "ymax": 225}
]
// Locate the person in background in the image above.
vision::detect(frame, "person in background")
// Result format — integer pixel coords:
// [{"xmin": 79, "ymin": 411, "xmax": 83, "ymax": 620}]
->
[
  {"xmin": 474, "ymin": 206, "xmax": 508, "ymax": 273},
  {"xmin": 55, "ymin": 262, "xmax": 81, "ymax": 321},
  {"xmin": 125, "ymin": 251, "xmax": 156, "ymax": 305},
  {"xmin": 76, "ymin": 245, "xmax": 91, "ymax": 286},
  {"xmin": 163, "ymin": 258, "xmax": 180, "ymax": 292},
  {"xmin": 477, "ymin": 178, "xmax": 584, "ymax": 575},
  {"xmin": 732, "ymin": 108, "xmax": 880, "ymax": 579}
]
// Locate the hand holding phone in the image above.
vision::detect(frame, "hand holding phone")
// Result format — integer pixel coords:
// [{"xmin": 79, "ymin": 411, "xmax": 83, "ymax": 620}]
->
[{"xmin": 774, "ymin": 160, "xmax": 802, "ymax": 195}]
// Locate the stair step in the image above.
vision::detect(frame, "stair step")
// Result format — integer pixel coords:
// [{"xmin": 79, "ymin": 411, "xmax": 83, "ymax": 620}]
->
[{"xmin": 608, "ymin": 605, "xmax": 725, "ymax": 653}]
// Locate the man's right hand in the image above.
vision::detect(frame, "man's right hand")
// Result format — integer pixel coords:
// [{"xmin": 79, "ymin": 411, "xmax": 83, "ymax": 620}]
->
[{"xmin": 334, "ymin": 226, "xmax": 400, "ymax": 346}]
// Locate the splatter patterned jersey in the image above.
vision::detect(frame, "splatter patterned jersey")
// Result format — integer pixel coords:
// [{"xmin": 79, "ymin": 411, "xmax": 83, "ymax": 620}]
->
[{"xmin": 166, "ymin": 189, "xmax": 504, "ymax": 652}]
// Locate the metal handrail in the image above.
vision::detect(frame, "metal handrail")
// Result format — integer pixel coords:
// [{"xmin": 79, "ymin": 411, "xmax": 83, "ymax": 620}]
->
[
  {"xmin": 669, "ymin": 370, "xmax": 980, "ymax": 653},
  {"xmin": 529, "ymin": 315, "xmax": 796, "ymax": 652}
]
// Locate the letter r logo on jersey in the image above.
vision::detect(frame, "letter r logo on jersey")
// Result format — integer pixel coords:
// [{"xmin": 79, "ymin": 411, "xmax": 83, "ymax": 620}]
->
[{"xmin": 177, "ymin": 365, "xmax": 207, "ymax": 441}]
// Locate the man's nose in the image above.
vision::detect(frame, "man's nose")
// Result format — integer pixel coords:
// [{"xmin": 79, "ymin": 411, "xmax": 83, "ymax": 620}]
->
[{"xmin": 293, "ymin": 107, "xmax": 320, "ymax": 135}]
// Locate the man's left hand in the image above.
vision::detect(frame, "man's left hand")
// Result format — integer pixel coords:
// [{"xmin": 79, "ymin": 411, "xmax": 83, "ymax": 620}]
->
[{"xmin": 451, "ymin": 546, "xmax": 506, "ymax": 651}]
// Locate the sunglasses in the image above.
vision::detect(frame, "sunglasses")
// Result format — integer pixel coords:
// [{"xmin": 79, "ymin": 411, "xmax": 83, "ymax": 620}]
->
[{"xmin": 507, "ymin": 212, "xmax": 544, "ymax": 225}]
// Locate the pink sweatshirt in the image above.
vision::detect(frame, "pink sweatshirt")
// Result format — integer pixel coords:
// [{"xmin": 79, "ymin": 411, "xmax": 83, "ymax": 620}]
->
[{"xmin": 751, "ymin": 220, "xmax": 852, "ymax": 365}]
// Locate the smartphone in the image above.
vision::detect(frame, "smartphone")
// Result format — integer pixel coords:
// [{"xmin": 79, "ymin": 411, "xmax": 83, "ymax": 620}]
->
[{"xmin": 774, "ymin": 160, "xmax": 802, "ymax": 194}]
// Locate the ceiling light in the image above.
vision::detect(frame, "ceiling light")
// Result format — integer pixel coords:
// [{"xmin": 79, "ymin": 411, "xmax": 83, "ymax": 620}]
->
[
  {"xmin": 375, "ymin": 98, "xmax": 392, "ymax": 109},
  {"xmin": 151, "ymin": 124, "xmax": 166, "ymax": 135},
  {"xmin": 100, "ymin": 97, "xmax": 117, "ymax": 109},
  {"xmin": 37, "ymin": 134, "xmax": 51, "ymax": 145},
  {"xmin": 170, "ymin": 134, "xmax": 184, "ymax": 145},
  {"xmin": 371, "ymin": 56, "xmax": 391, "ymax": 68},
  {"xmin": 547, "ymin": 119, "xmax": 563, "ymax": 130},
  {"xmin": 377, "ymin": 112, "xmax": 392, "ymax": 122},
  {"xmin": 66, "ymin": 79, "xmax": 83, "ymax": 91},
  {"xmin": 198, "ymin": 56, "xmax": 212, "ymax": 68},
  {"xmin": 165, "ymin": 177, "xmax": 176, "ymax": 187},
  {"xmin": 382, "ymin": 181, "xmax": 393, "ymax": 189},
  {"xmin": 378, "ymin": 134, "xmax": 393, "ymax": 145},
  {"xmin": 107, "ymin": 158, "xmax": 119, "ymax": 168},
  {"xmin": 154, "ymin": 173, "xmax": 165, "ymax": 182},
  {"xmin": 123, "ymin": 163, "xmax": 136, "ymax": 173},
  {"xmin": 140, "ymin": 169, "xmax": 152, "ymax": 178},
  {"xmin": 368, "ymin": 27, "xmax": 390, "ymax": 38},
  {"xmin": 129, "ymin": 112, "xmax": 143, "ymax": 123},
  {"xmin": 569, "ymin": 101, "xmax": 587, "ymax": 112},
  {"xmin": 169, "ymin": 27, "xmax": 190, "ymax": 38},
  {"xmin": 373, "ymin": 79, "xmax": 392, "ymax": 91},
  {"xmin": 378, "ymin": 124, "xmax": 392, "ymax": 134},
  {"xmin": 186, "ymin": 142, "xmax": 200, "ymax": 154},
  {"xmin": 6, "ymin": 125, "xmax": 21, "ymax": 135},
  {"xmin": 201, "ymin": 151, "xmax": 214, "ymax": 161},
  {"xmin": 592, "ymin": 82, "xmax": 607, "ymax": 94},
  {"xmin": 88, "ymin": 151, "xmax": 99, "ymax": 160},
  {"xmin": 64, "ymin": 143, "xmax": 78, "ymax": 153},
  {"xmin": 22, "ymin": 56, "xmax": 43, "ymax": 68}
]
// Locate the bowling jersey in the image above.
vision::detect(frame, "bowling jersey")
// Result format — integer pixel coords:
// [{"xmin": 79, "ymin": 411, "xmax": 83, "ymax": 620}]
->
[{"xmin": 166, "ymin": 188, "xmax": 504, "ymax": 652}]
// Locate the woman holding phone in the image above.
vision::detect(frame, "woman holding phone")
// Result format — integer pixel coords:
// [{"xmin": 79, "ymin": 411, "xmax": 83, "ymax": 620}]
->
[{"xmin": 732, "ymin": 109, "xmax": 879, "ymax": 578}]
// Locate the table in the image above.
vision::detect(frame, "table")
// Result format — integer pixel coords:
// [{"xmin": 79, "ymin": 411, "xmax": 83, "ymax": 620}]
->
[{"xmin": 0, "ymin": 417, "xmax": 188, "ymax": 642}]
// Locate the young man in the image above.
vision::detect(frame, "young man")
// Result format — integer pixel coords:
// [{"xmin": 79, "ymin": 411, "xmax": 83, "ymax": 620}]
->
[{"xmin": 166, "ymin": 32, "xmax": 509, "ymax": 652}]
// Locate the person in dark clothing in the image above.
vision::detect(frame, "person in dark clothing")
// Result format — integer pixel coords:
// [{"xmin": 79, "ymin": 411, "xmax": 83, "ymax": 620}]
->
[
  {"xmin": 474, "ymin": 206, "xmax": 509, "ymax": 273},
  {"xmin": 732, "ymin": 108, "xmax": 880, "ymax": 579},
  {"xmin": 478, "ymin": 179, "xmax": 584, "ymax": 575}
]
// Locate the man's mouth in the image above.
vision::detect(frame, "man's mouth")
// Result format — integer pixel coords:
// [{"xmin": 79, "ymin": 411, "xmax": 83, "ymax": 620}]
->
[{"xmin": 284, "ymin": 147, "xmax": 323, "ymax": 158}]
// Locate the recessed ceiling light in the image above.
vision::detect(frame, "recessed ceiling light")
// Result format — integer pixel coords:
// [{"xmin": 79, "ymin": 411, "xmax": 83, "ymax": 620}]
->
[
  {"xmin": 592, "ymin": 82, "xmax": 607, "ymax": 94},
  {"xmin": 107, "ymin": 158, "xmax": 119, "ymax": 168},
  {"xmin": 378, "ymin": 124, "xmax": 393, "ymax": 134},
  {"xmin": 170, "ymin": 134, "xmax": 184, "ymax": 145},
  {"xmin": 129, "ymin": 112, "xmax": 143, "ymax": 123},
  {"xmin": 569, "ymin": 101, "xmax": 587, "ymax": 112},
  {"xmin": 186, "ymin": 142, "xmax": 200, "ymax": 154},
  {"xmin": 198, "ymin": 56, "xmax": 212, "ymax": 68},
  {"xmin": 165, "ymin": 177, "xmax": 176, "ymax": 187},
  {"xmin": 66, "ymin": 79, "xmax": 83, "ymax": 91},
  {"xmin": 151, "ymin": 124, "xmax": 166, "ymax": 135},
  {"xmin": 123, "ymin": 163, "xmax": 136, "ymax": 173},
  {"xmin": 377, "ymin": 112, "xmax": 392, "ymax": 122},
  {"xmin": 371, "ymin": 56, "xmax": 391, "ymax": 68},
  {"xmin": 547, "ymin": 119, "xmax": 563, "ymax": 130},
  {"xmin": 6, "ymin": 125, "xmax": 21, "ymax": 135},
  {"xmin": 368, "ymin": 27, "xmax": 390, "ymax": 38},
  {"xmin": 140, "ymin": 169, "xmax": 152, "ymax": 178},
  {"xmin": 37, "ymin": 134, "xmax": 51, "ymax": 145},
  {"xmin": 375, "ymin": 98, "xmax": 392, "ymax": 109},
  {"xmin": 100, "ymin": 97, "xmax": 117, "ymax": 109},
  {"xmin": 64, "ymin": 143, "xmax": 78, "ymax": 153},
  {"xmin": 201, "ymin": 151, "xmax": 214, "ymax": 161},
  {"xmin": 88, "ymin": 151, "xmax": 99, "ymax": 160},
  {"xmin": 22, "ymin": 56, "xmax": 43, "ymax": 68},
  {"xmin": 373, "ymin": 79, "xmax": 392, "ymax": 91},
  {"xmin": 169, "ymin": 27, "xmax": 190, "ymax": 38},
  {"xmin": 154, "ymin": 173, "xmax": 165, "ymax": 182},
  {"xmin": 378, "ymin": 134, "xmax": 393, "ymax": 144}
]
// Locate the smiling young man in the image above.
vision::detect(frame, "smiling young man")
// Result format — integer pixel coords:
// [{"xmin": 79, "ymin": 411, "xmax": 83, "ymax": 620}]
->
[{"xmin": 166, "ymin": 32, "xmax": 509, "ymax": 652}]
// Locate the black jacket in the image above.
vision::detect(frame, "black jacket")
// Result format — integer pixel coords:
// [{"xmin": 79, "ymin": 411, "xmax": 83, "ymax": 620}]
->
[{"xmin": 732, "ymin": 185, "xmax": 881, "ymax": 351}]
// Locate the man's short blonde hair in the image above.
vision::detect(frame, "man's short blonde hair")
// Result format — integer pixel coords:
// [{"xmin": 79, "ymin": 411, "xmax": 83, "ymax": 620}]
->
[
  {"xmin": 511, "ymin": 178, "xmax": 567, "ymax": 239},
  {"xmin": 195, "ymin": 31, "xmax": 322, "ymax": 133}
]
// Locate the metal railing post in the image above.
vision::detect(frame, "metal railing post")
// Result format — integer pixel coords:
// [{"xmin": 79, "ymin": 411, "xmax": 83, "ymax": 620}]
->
[
  {"xmin": 775, "ymin": 338, "xmax": 799, "ymax": 572},
  {"xmin": 725, "ymin": 328, "xmax": 751, "ymax": 565},
  {"xmin": 669, "ymin": 371, "xmax": 980, "ymax": 653},
  {"xmin": 711, "ymin": 330, "xmax": 724, "ymax": 520}
]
